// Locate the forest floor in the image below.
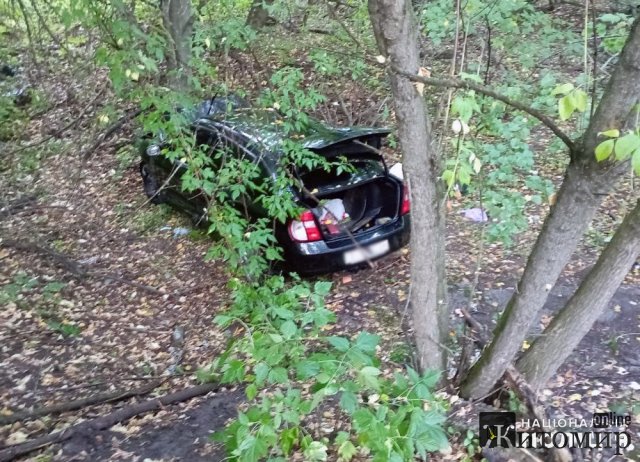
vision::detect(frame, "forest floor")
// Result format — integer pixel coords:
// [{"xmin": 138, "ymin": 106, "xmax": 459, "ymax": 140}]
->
[
  {"xmin": 1, "ymin": 99, "xmax": 639, "ymax": 461},
  {"xmin": 2, "ymin": 10, "xmax": 640, "ymax": 462}
]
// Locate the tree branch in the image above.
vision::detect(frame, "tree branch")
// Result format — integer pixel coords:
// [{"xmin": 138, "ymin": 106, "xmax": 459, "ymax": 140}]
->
[
  {"xmin": 81, "ymin": 108, "xmax": 144, "ymax": 160},
  {"xmin": 0, "ymin": 378, "xmax": 166, "ymax": 426},
  {"xmin": 0, "ymin": 383, "xmax": 221, "ymax": 462},
  {"xmin": 392, "ymin": 67, "xmax": 577, "ymax": 154}
]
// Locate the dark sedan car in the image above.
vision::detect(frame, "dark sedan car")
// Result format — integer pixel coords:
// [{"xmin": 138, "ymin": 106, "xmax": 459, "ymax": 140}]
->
[{"xmin": 138, "ymin": 97, "xmax": 410, "ymax": 273}]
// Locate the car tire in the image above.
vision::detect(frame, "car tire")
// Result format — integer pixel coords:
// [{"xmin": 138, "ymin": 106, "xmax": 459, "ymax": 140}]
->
[{"xmin": 140, "ymin": 163, "xmax": 165, "ymax": 204}]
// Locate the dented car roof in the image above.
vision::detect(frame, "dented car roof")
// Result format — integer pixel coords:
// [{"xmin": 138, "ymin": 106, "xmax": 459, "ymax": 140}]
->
[{"xmin": 189, "ymin": 98, "xmax": 390, "ymax": 154}]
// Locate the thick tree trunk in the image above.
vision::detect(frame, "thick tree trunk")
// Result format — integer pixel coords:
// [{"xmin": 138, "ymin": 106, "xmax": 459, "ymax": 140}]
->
[
  {"xmin": 460, "ymin": 18, "xmax": 640, "ymax": 399},
  {"xmin": 517, "ymin": 200, "xmax": 640, "ymax": 390},
  {"xmin": 161, "ymin": 0, "xmax": 194, "ymax": 91},
  {"xmin": 246, "ymin": 0, "xmax": 274, "ymax": 29},
  {"xmin": 368, "ymin": 0, "xmax": 447, "ymax": 371}
]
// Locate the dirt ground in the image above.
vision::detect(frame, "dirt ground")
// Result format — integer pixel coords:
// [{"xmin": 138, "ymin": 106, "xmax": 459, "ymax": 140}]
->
[{"xmin": 1, "ymin": 135, "xmax": 639, "ymax": 461}]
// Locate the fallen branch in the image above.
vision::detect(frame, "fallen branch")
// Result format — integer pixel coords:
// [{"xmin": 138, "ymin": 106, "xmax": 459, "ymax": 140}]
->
[
  {"xmin": 1, "ymin": 239, "xmax": 175, "ymax": 297},
  {"xmin": 6, "ymin": 87, "xmax": 107, "ymax": 157},
  {"xmin": 0, "ymin": 378, "xmax": 165, "ymax": 426},
  {"xmin": 0, "ymin": 195, "xmax": 38, "ymax": 219},
  {"xmin": 81, "ymin": 108, "xmax": 144, "ymax": 161},
  {"xmin": 392, "ymin": 67, "xmax": 576, "ymax": 154},
  {"xmin": 0, "ymin": 382, "xmax": 221, "ymax": 462}
]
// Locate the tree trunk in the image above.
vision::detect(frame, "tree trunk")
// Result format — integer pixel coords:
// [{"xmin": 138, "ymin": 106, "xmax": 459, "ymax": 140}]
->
[
  {"xmin": 368, "ymin": 0, "xmax": 447, "ymax": 372},
  {"xmin": 161, "ymin": 0, "xmax": 194, "ymax": 91},
  {"xmin": 517, "ymin": 200, "xmax": 640, "ymax": 390},
  {"xmin": 460, "ymin": 17, "xmax": 640, "ymax": 399},
  {"xmin": 246, "ymin": 0, "xmax": 274, "ymax": 29}
]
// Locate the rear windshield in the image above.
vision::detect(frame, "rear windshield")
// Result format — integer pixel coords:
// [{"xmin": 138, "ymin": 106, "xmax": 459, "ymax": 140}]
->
[{"xmin": 297, "ymin": 158, "xmax": 384, "ymax": 191}]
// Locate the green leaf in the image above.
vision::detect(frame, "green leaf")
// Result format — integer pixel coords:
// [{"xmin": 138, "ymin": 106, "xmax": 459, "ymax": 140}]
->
[
  {"xmin": 273, "ymin": 306, "xmax": 295, "ymax": 319},
  {"xmin": 571, "ymin": 89, "xmax": 588, "ymax": 113},
  {"xmin": 558, "ymin": 95, "xmax": 574, "ymax": 121},
  {"xmin": 422, "ymin": 410, "xmax": 446, "ymax": 426},
  {"xmin": 268, "ymin": 367, "xmax": 289, "ymax": 384},
  {"xmin": 213, "ymin": 314, "xmax": 232, "ymax": 326},
  {"xmin": 222, "ymin": 359, "xmax": 245, "ymax": 383},
  {"xmin": 280, "ymin": 320, "xmax": 297, "ymax": 339},
  {"xmin": 595, "ymin": 139, "xmax": 615, "ymax": 161},
  {"xmin": 352, "ymin": 408, "xmax": 376, "ymax": 432},
  {"xmin": 354, "ymin": 332, "xmax": 379, "ymax": 354},
  {"xmin": 346, "ymin": 347, "xmax": 373, "ymax": 368},
  {"xmin": 551, "ymin": 83, "xmax": 574, "ymax": 95},
  {"xmin": 254, "ymin": 362, "xmax": 269, "ymax": 385},
  {"xmin": 337, "ymin": 440, "xmax": 358, "ymax": 461},
  {"xmin": 295, "ymin": 360, "xmax": 320, "ymax": 379},
  {"xmin": 633, "ymin": 150, "xmax": 640, "ymax": 176},
  {"xmin": 599, "ymin": 129, "xmax": 620, "ymax": 138},
  {"xmin": 358, "ymin": 366, "xmax": 381, "ymax": 390},
  {"xmin": 280, "ymin": 427, "xmax": 299, "ymax": 455},
  {"xmin": 442, "ymin": 169, "xmax": 455, "ymax": 187},
  {"xmin": 237, "ymin": 434, "xmax": 269, "ymax": 462},
  {"xmin": 409, "ymin": 409, "xmax": 449, "ymax": 456},
  {"xmin": 458, "ymin": 169, "xmax": 471, "ymax": 185},
  {"xmin": 314, "ymin": 280, "xmax": 332, "ymax": 296},
  {"xmin": 339, "ymin": 390, "xmax": 358, "ymax": 413},
  {"xmin": 303, "ymin": 441, "xmax": 328, "ymax": 461},
  {"xmin": 327, "ymin": 336, "xmax": 350, "ymax": 352},
  {"xmin": 246, "ymin": 383, "xmax": 258, "ymax": 400},
  {"xmin": 420, "ymin": 369, "xmax": 441, "ymax": 389},
  {"xmin": 406, "ymin": 366, "xmax": 420, "ymax": 384},
  {"xmin": 414, "ymin": 426, "xmax": 449, "ymax": 456},
  {"xmin": 614, "ymin": 133, "xmax": 640, "ymax": 160}
]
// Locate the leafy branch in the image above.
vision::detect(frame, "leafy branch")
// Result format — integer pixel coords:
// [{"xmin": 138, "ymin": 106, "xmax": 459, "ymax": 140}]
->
[{"xmin": 392, "ymin": 66, "xmax": 577, "ymax": 154}]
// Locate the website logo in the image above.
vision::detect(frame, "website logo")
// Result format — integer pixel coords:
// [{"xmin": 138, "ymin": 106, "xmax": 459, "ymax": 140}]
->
[{"xmin": 479, "ymin": 412, "xmax": 516, "ymax": 448}]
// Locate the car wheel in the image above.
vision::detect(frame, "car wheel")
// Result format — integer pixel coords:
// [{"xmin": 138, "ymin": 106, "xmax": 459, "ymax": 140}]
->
[{"xmin": 140, "ymin": 163, "xmax": 165, "ymax": 204}]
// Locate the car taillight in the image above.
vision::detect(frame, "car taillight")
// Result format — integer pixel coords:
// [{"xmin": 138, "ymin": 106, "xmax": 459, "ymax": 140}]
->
[
  {"xmin": 401, "ymin": 184, "xmax": 410, "ymax": 215},
  {"xmin": 288, "ymin": 210, "xmax": 322, "ymax": 242}
]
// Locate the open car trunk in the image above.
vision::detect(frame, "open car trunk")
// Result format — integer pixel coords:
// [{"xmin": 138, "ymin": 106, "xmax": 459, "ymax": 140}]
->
[{"xmin": 297, "ymin": 156, "xmax": 402, "ymax": 240}]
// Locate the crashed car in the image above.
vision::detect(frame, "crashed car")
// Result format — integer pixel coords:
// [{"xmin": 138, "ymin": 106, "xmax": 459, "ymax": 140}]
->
[{"xmin": 138, "ymin": 97, "xmax": 410, "ymax": 273}]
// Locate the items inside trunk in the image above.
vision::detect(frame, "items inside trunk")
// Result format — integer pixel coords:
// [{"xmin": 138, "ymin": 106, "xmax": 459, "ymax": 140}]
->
[{"xmin": 311, "ymin": 178, "xmax": 400, "ymax": 238}]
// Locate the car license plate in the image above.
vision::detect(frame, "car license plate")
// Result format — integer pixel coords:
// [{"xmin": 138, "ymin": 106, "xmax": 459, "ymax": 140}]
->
[{"xmin": 343, "ymin": 240, "xmax": 390, "ymax": 265}]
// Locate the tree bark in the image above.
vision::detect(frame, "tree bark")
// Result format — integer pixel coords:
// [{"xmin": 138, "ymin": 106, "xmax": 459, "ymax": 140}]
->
[
  {"xmin": 460, "ymin": 17, "xmax": 640, "ymax": 399},
  {"xmin": 368, "ymin": 0, "xmax": 447, "ymax": 371},
  {"xmin": 246, "ymin": 0, "xmax": 275, "ymax": 29},
  {"xmin": 517, "ymin": 200, "xmax": 640, "ymax": 390},
  {"xmin": 161, "ymin": 0, "xmax": 194, "ymax": 91}
]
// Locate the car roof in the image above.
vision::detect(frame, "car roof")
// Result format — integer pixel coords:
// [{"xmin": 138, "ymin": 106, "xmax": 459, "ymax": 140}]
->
[{"xmin": 192, "ymin": 102, "xmax": 390, "ymax": 156}]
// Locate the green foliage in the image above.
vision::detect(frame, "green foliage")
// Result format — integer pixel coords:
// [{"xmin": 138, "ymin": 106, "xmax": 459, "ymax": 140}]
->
[
  {"xmin": 595, "ymin": 129, "xmax": 640, "ymax": 175},
  {"xmin": 46, "ymin": 319, "xmax": 82, "ymax": 337},
  {"xmin": 596, "ymin": 12, "xmax": 635, "ymax": 54},
  {"xmin": 0, "ymin": 272, "xmax": 39, "ymax": 305},
  {"xmin": 420, "ymin": 0, "xmax": 580, "ymax": 246},
  {"xmin": 461, "ymin": 429, "xmax": 481, "ymax": 460},
  {"xmin": 551, "ymin": 83, "xmax": 588, "ymax": 121},
  {"xmin": 1, "ymin": 273, "xmax": 78, "ymax": 337}
]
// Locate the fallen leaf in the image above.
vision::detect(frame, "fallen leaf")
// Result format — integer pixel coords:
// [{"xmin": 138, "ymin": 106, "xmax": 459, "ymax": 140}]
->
[{"xmin": 6, "ymin": 431, "xmax": 28, "ymax": 445}]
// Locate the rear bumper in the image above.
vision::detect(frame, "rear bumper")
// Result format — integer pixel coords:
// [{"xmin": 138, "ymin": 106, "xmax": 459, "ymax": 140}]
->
[{"xmin": 281, "ymin": 216, "xmax": 411, "ymax": 274}]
